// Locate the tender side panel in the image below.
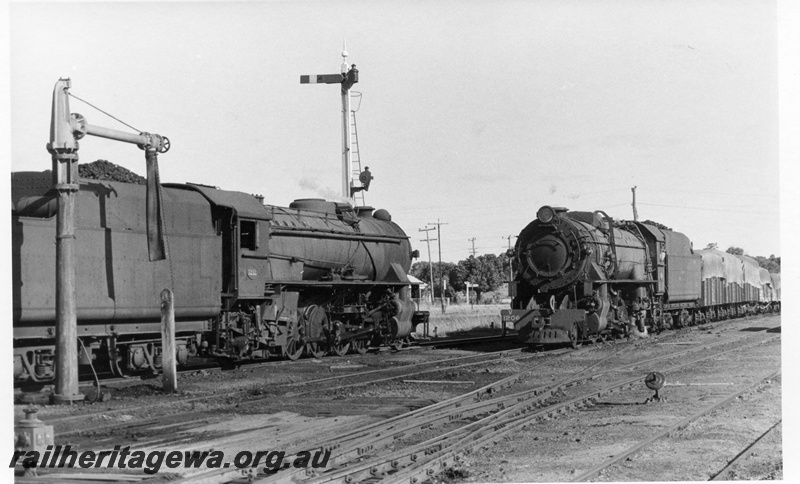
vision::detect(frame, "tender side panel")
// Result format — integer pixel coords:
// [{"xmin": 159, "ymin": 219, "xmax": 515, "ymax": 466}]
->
[
  {"xmin": 665, "ymin": 255, "xmax": 702, "ymax": 302},
  {"xmin": 661, "ymin": 230, "xmax": 701, "ymax": 302},
  {"xmin": 13, "ymin": 181, "xmax": 221, "ymax": 329}
]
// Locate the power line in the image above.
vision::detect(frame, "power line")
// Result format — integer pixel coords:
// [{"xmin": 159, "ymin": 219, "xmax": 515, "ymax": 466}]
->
[
  {"xmin": 640, "ymin": 186, "xmax": 778, "ymax": 199},
  {"xmin": 388, "ymin": 192, "xmax": 638, "ymax": 217},
  {"xmin": 639, "ymin": 202, "xmax": 776, "ymax": 216},
  {"xmin": 418, "ymin": 227, "xmax": 437, "ymax": 304},
  {"xmin": 389, "ymin": 184, "xmax": 777, "ymax": 218},
  {"xmin": 428, "ymin": 219, "xmax": 449, "ymax": 313}
]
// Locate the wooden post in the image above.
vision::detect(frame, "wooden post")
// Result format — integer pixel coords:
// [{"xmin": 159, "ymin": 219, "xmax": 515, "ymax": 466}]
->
[{"xmin": 160, "ymin": 289, "xmax": 177, "ymax": 393}]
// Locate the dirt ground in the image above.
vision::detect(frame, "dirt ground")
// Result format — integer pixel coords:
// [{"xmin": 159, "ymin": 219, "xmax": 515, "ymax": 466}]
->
[
  {"xmin": 16, "ymin": 313, "xmax": 782, "ymax": 482},
  {"xmin": 450, "ymin": 315, "xmax": 783, "ymax": 483}
]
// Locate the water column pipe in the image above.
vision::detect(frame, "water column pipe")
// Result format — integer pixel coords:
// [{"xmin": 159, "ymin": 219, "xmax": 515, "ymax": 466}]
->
[{"xmin": 46, "ymin": 78, "xmax": 169, "ymax": 403}]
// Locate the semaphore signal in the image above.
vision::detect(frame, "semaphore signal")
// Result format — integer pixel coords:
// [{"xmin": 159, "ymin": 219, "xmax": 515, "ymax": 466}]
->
[{"xmin": 300, "ymin": 44, "xmax": 360, "ymax": 200}]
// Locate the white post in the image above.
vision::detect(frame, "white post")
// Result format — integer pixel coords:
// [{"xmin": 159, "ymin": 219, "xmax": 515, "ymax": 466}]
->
[
  {"xmin": 160, "ymin": 289, "xmax": 177, "ymax": 393},
  {"xmin": 341, "ymin": 46, "xmax": 353, "ymax": 199},
  {"xmin": 342, "ymin": 88, "xmax": 352, "ymax": 199}
]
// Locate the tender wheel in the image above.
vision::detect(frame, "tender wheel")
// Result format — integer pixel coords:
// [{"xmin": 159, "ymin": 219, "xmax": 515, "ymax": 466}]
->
[
  {"xmin": 351, "ymin": 339, "xmax": 368, "ymax": 355},
  {"xmin": 305, "ymin": 342, "xmax": 325, "ymax": 359},
  {"xmin": 330, "ymin": 342, "xmax": 351, "ymax": 357}
]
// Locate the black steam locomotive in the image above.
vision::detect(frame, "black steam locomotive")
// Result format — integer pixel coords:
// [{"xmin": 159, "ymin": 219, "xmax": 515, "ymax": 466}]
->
[
  {"xmin": 12, "ymin": 171, "xmax": 426, "ymax": 385},
  {"xmin": 502, "ymin": 205, "xmax": 779, "ymax": 348}
]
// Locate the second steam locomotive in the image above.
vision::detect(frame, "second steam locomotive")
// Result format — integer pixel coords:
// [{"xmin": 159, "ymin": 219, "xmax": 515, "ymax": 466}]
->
[
  {"xmin": 13, "ymin": 171, "xmax": 426, "ymax": 385},
  {"xmin": 502, "ymin": 206, "xmax": 779, "ymax": 348}
]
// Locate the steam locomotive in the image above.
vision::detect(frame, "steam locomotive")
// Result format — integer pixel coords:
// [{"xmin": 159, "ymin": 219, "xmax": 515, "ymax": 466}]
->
[
  {"xmin": 12, "ymin": 171, "xmax": 426, "ymax": 385},
  {"xmin": 501, "ymin": 205, "xmax": 780, "ymax": 348}
]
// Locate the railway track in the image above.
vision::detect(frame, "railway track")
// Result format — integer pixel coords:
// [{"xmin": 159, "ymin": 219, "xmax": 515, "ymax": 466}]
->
[
  {"xmin": 326, "ymin": 333, "xmax": 780, "ymax": 484},
  {"xmin": 709, "ymin": 419, "xmax": 782, "ymax": 481},
  {"xmin": 41, "ymin": 316, "xmax": 770, "ymax": 435},
  {"xmin": 19, "ymin": 337, "xmax": 598, "ymax": 482},
  {"xmin": 571, "ymin": 369, "xmax": 781, "ymax": 482},
  {"xmin": 46, "ymin": 347, "xmax": 535, "ymax": 438},
  {"xmin": 41, "ymin": 327, "xmax": 601, "ymax": 434},
  {"xmin": 18, "ymin": 307, "xmax": 753, "ymax": 396},
  {"xmin": 14, "ymin": 317, "xmax": 779, "ymax": 484},
  {"xmin": 15, "ymin": 333, "xmax": 518, "ymax": 393},
  {"xmin": 158, "ymin": 325, "xmax": 779, "ymax": 484},
  {"xmin": 415, "ymin": 333, "xmax": 519, "ymax": 349}
]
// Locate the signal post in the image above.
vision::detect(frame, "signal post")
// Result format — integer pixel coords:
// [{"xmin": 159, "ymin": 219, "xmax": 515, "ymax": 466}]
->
[{"xmin": 301, "ymin": 47, "xmax": 359, "ymax": 199}]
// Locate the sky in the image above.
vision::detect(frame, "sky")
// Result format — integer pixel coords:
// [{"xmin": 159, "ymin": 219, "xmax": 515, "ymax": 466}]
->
[
  {"xmin": 2, "ymin": 0, "xmax": 788, "ymax": 263},
  {"xmin": 1, "ymin": 0, "xmax": 799, "ymax": 478}
]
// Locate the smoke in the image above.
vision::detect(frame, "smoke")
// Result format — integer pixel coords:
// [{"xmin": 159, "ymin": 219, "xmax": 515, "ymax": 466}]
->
[{"xmin": 298, "ymin": 177, "xmax": 347, "ymax": 203}]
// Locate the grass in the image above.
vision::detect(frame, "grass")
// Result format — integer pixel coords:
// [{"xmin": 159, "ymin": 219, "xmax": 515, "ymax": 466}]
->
[{"xmin": 414, "ymin": 302, "xmax": 509, "ymax": 337}]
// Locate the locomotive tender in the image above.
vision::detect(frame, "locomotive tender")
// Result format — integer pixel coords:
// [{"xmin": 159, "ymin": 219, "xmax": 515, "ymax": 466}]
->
[
  {"xmin": 12, "ymin": 171, "xmax": 425, "ymax": 385},
  {"xmin": 502, "ymin": 205, "xmax": 779, "ymax": 348}
]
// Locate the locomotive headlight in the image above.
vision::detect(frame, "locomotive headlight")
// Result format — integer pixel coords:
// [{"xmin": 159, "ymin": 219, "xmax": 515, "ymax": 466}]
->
[{"xmin": 537, "ymin": 206, "xmax": 556, "ymax": 224}]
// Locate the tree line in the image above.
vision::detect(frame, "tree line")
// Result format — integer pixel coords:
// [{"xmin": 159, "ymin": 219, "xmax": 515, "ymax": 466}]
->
[
  {"xmin": 411, "ymin": 246, "xmax": 781, "ymax": 304},
  {"xmin": 410, "ymin": 253, "xmax": 512, "ymax": 303}
]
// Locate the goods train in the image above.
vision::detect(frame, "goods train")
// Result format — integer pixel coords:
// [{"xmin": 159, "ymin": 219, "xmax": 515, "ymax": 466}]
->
[
  {"xmin": 501, "ymin": 205, "xmax": 780, "ymax": 348},
  {"xmin": 12, "ymin": 171, "xmax": 427, "ymax": 385}
]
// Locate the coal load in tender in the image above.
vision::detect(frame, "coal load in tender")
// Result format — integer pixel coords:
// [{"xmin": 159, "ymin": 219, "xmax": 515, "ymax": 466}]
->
[{"xmin": 78, "ymin": 160, "xmax": 146, "ymax": 184}]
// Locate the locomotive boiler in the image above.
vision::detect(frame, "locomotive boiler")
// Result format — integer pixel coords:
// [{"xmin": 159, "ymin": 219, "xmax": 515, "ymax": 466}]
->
[
  {"xmin": 12, "ymin": 171, "xmax": 424, "ymax": 385},
  {"xmin": 502, "ymin": 205, "xmax": 701, "ymax": 347}
]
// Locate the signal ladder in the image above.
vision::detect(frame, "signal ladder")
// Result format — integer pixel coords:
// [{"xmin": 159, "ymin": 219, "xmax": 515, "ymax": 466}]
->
[{"xmin": 349, "ymin": 92, "xmax": 365, "ymax": 207}]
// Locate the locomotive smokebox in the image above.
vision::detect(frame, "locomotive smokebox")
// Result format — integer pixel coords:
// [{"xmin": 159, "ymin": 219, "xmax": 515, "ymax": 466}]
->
[
  {"xmin": 516, "ymin": 208, "xmax": 590, "ymax": 293},
  {"xmin": 527, "ymin": 234, "xmax": 571, "ymax": 278}
]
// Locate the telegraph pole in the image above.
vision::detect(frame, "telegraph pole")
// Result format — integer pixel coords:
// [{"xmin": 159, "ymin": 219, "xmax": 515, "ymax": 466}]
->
[
  {"xmin": 468, "ymin": 237, "xmax": 477, "ymax": 256},
  {"xmin": 428, "ymin": 219, "xmax": 448, "ymax": 313},
  {"xmin": 631, "ymin": 186, "xmax": 639, "ymax": 221},
  {"xmin": 419, "ymin": 227, "xmax": 437, "ymax": 304}
]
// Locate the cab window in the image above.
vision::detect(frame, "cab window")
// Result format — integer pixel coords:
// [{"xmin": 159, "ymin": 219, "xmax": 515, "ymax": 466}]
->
[{"xmin": 240, "ymin": 220, "xmax": 259, "ymax": 250}]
